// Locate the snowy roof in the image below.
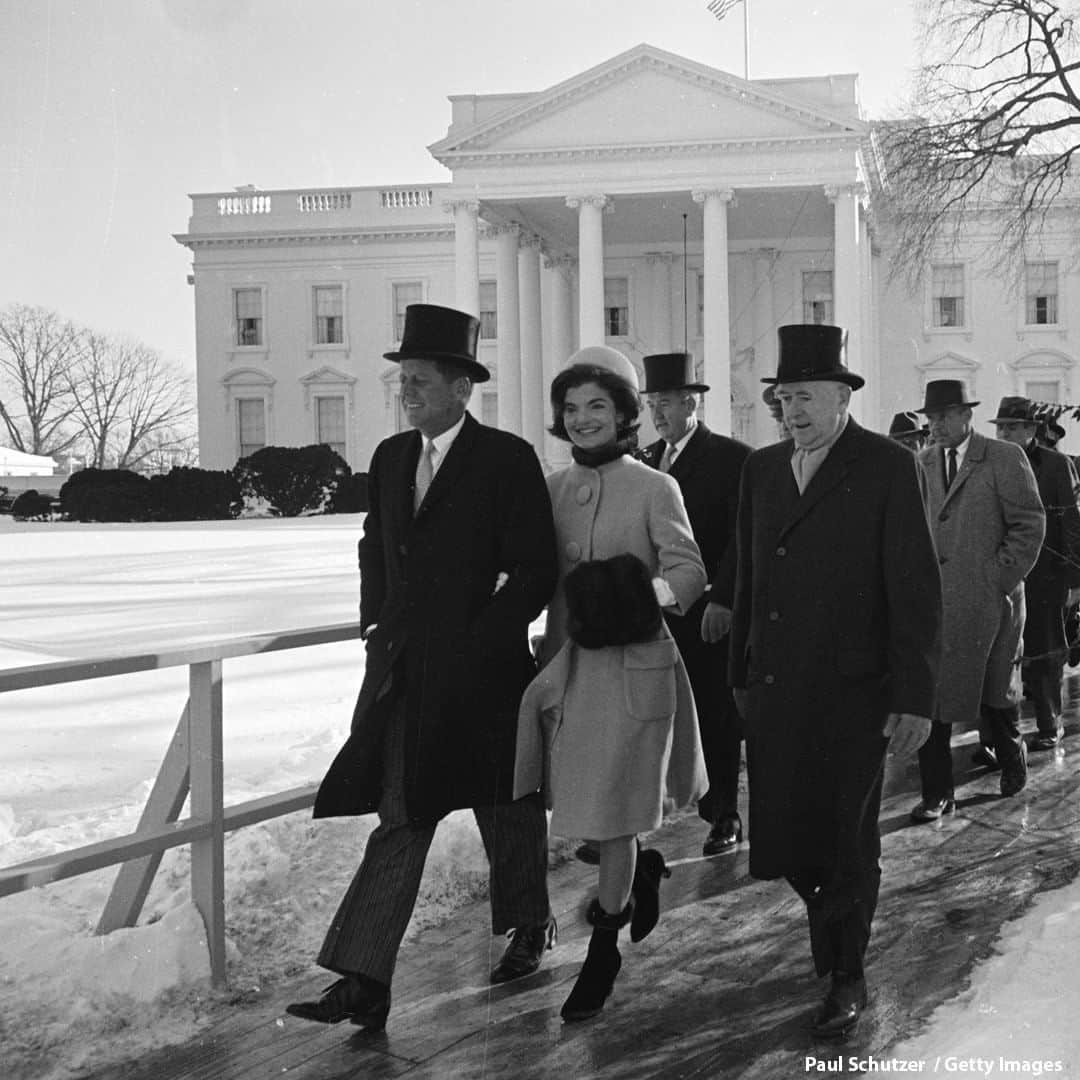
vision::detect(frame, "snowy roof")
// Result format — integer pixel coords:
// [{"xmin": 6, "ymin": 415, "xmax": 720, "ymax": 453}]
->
[{"xmin": 0, "ymin": 447, "xmax": 57, "ymax": 470}]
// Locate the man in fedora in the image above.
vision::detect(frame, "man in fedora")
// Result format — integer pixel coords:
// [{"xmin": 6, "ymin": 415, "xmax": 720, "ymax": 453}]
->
[
  {"xmin": 990, "ymin": 396, "xmax": 1080, "ymax": 751},
  {"xmin": 288, "ymin": 304, "xmax": 559, "ymax": 1029},
  {"xmin": 910, "ymin": 381, "xmax": 1044, "ymax": 821},
  {"xmin": 887, "ymin": 411, "xmax": 929, "ymax": 453},
  {"xmin": 729, "ymin": 325, "xmax": 942, "ymax": 1039},
  {"xmin": 638, "ymin": 352, "xmax": 751, "ymax": 856}
]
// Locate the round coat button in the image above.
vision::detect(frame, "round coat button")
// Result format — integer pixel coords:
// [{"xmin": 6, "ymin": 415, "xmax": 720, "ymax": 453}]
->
[
  {"xmin": 769, "ymin": 611, "xmax": 780, "ymax": 621},
  {"xmin": 576, "ymin": 485, "xmax": 593, "ymax": 505},
  {"xmin": 565, "ymin": 541, "xmax": 582, "ymax": 561},
  {"xmin": 776, "ymin": 546, "xmax": 787, "ymax": 557},
  {"xmin": 764, "ymin": 674, "xmax": 775, "ymax": 685}
]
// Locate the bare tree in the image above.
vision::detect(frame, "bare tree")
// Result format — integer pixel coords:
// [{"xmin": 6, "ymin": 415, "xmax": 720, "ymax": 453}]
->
[
  {"xmin": 68, "ymin": 333, "xmax": 195, "ymax": 470},
  {"xmin": 877, "ymin": 0, "xmax": 1080, "ymax": 280},
  {"xmin": 0, "ymin": 303, "xmax": 83, "ymax": 456}
]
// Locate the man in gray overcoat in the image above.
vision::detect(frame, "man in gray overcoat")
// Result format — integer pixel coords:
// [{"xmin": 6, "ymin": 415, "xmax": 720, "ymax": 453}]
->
[
  {"xmin": 910, "ymin": 381, "xmax": 1045, "ymax": 822},
  {"xmin": 729, "ymin": 325, "xmax": 942, "ymax": 1040}
]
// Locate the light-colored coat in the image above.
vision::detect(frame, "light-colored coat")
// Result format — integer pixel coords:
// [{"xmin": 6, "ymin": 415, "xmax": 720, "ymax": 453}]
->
[
  {"xmin": 514, "ymin": 634, "xmax": 706, "ymax": 839},
  {"xmin": 917, "ymin": 431, "xmax": 1045, "ymax": 726},
  {"xmin": 540, "ymin": 455, "xmax": 707, "ymax": 664}
]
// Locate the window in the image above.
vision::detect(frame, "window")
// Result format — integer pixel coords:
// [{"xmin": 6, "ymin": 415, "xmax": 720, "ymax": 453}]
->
[
  {"xmin": 393, "ymin": 282, "xmax": 423, "ymax": 341},
  {"xmin": 481, "ymin": 391, "xmax": 499, "ymax": 428},
  {"xmin": 234, "ymin": 289, "xmax": 263, "ymax": 346},
  {"xmin": 802, "ymin": 271, "xmax": 833, "ymax": 324},
  {"xmin": 604, "ymin": 277, "xmax": 629, "ymax": 337},
  {"xmin": 1026, "ymin": 262, "xmax": 1058, "ymax": 325},
  {"xmin": 236, "ymin": 398, "xmax": 266, "ymax": 459},
  {"xmin": 1025, "ymin": 379, "xmax": 1060, "ymax": 403},
  {"xmin": 316, "ymin": 395, "xmax": 347, "ymax": 457},
  {"xmin": 479, "ymin": 281, "xmax": 498, "ymax": 340},
  {"xmin": 314, "ymin": 285, "xmax": 344, "ymax": 344},
  {"xmin": 932, "ymin": 264, "xmax": 965, "ymax": 328}
]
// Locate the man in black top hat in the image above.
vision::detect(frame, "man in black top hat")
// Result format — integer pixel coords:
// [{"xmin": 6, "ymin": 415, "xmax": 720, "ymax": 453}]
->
[
  {"xmin": 639, "ymin": 352, "xmax": 751, "ymax": 855},
  {"xmin": 887, "ymin": 411, "xmax": 929, "ymax": 453},
  {"xmin": 990, "ymin": 396, "xmax": 1080, "ymax": 751},
  {"xmin": 288, "ymin": 304, "xmax": 559, "ymax": 1029},
  {"xmin": 910, "ymin": 382, "xmax": 1044, "ymax": 821},
  {"xmin": 729, "ymin": 324, "xmax": 942, "ymax": 1039}
]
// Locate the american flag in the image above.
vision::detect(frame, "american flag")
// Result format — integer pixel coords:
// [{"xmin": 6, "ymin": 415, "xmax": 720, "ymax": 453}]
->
[{"xmin": 706, "ymin": 0, "xmax": 742, "ymax": 19}]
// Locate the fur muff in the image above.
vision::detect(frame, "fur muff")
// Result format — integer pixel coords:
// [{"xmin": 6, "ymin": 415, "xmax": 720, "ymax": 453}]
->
[{"xmin": 564, "ymin": 553, "xmax": 662, "ymax": 649}]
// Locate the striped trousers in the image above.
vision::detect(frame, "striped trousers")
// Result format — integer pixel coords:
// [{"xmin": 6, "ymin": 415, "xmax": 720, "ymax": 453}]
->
[{"xmin": 317, "ymin": 693, "xmax": 551, "ymax": 986}]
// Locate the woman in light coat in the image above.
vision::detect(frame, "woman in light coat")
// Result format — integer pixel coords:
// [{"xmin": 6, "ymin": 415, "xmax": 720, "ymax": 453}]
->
[{"xmin": 514, "ymin": 346, "xmax": 706, "ymax": 1022}]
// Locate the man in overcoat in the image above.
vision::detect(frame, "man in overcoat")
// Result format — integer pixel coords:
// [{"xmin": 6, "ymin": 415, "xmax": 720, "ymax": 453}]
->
[
  {"xmin": 887, "ymin": 410, "xmax": 929, "ymax": 453},
  {"xmin": 729, "ymin": 324, "xmax": 942, "ymax": 1039},
  {"xmin": 910, "ymin": 381, "xmax": 1045, "ymax": 821},
  {"xmin": 287, "ymin": 304, "xmax": 559, "ymax": 1029},
  {"xmin": 639, "ymin": 351, "xmax": 751, "ymax": 855},
  {"xmin": 990, "ymin": 396, "xmax": 1080, "ymax": 751}
]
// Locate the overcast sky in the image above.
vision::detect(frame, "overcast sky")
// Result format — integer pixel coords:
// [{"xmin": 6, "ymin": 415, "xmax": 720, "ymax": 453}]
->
[{"xmin": 0, "ymin": 0, "xmax": 918, "ymax": 374}]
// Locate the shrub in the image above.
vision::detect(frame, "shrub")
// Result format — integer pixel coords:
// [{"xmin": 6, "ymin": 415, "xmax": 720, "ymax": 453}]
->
[
  {"xmin": 147, "ymin": 467, "xmax": 240, "ymax": 521},
  {"xmin": 233, "ymin": 444, "xmax": 349, "ymax": 517},
  {"xmin": 59, "ymin": 468, "xmax": 151, "ymax": 522},
  {"xmin": 330, "ymin": 472, "xmax": 368, "ymax": 514},
  {"xmin": 11, "ymin": 490, "xmax": 56, "ymax": 521}
]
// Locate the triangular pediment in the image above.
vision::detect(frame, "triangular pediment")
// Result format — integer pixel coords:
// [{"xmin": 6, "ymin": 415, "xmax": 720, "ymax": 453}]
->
[{"xmin": 429, "ymin": 44, "xmax": 864, "ymax": 162}]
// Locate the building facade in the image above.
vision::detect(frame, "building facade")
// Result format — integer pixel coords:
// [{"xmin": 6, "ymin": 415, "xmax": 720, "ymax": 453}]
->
[{"xmin": 175, "ymin": 43, "xmax": 1080, "ymax": 472}]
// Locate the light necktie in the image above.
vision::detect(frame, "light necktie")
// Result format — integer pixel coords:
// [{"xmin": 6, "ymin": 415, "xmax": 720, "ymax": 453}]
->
[
  {"xmin": 414, "ymin": 441, "xmax": 435, "ymax": 513},
  {"xmin": 946, "ymin": 448, "xmax": 958, "ymax": 490},
  {"xmin": 792, "ymin": 446, "xmax": 830, "ymax": 494},
  {"xmin": 659, "ymin": 444, "xmax": 676, "ymax": 473}
]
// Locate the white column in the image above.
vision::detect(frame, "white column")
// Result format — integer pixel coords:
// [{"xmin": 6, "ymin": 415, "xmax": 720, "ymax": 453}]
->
[
  {"xmin": 566, "ymin": 194, "xmax": 608, "ymax": 347},
  {"xmin": 692, "ymin": 188, "xmax": 734, "ymax": 436},
  {"xmin": 647, "ymin": 252, "xmax": 674, "ymax": 352},
  {"xmin": 544, "ymin": 254, "xmax": 575, "ymax": 468},
  {"xmin": 518, "ymin": 235, "xmax": 544, "ymax": 455},
  {"xmin": 446, "ymin": 199, "xmax": 480, "ymax": 316},
  {"xmin": 861, "ymin": 211, "xmax": 879, "ymax": 429},
  {"xmin": 752, "ymin": 248, "xmax": 778, "ymax": 444},
  {"xmin": 826, "ymin": 184, "xmax": 863, "ymax": 421},
  {"xmin": 494, "ymin": 225, "xmax": 523, "ymax": 435}
]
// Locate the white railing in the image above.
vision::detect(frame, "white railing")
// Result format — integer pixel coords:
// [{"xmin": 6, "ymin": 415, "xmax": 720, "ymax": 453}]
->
[
  {"xmin": 380, "ymin": 188, "xmax": 434, "ymax": 209},
  {"xmin": 217, "ymin": 193, "xmax": 273, "ymax": 216},
  {"xmin": 0, "ymin": 623, "xmax": 362, "ymax": 986},
  {"xmin": 297, "ymin": 190, "xmax": 352, "ymax": 212}
]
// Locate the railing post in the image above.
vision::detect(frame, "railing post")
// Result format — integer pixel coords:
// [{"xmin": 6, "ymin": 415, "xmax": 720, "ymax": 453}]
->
[{"xmin": 189, "ymin": 660, "xmax": 226, "ymax": 986}]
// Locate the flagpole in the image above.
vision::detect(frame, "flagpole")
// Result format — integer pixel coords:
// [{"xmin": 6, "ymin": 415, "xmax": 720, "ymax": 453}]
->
[{"xmin": 743, "ymin": 0, "xmax": 750, "ymax": 80}]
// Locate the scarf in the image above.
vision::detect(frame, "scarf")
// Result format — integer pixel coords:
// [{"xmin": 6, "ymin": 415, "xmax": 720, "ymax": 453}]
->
[{"xmin": 571, "ymin": 433, "xmax": 638, "ymax": 468}]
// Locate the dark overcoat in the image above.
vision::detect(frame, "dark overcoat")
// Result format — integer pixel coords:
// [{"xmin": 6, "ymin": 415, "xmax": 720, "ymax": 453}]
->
[
  {"xmin": 1023, "ymin": 442, "xmax": 1080, "ymax": 661},
  {"xmin": 729, "ymin": 419, "xmax": 942, "ymax": 880},
  {"xmin": 640, "ymin": 422, "xmax": 751, "ymax": 820},
  {"xmin": 313, "ymin": 413, "xmax": 558, "ymax": 823}
]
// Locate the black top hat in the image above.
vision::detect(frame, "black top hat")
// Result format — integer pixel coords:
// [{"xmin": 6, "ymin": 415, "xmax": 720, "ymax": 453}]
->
[
  {"xmin": 642, "ymin": 352, "xmax": 709, "ymax": 394},
  {"xmin": 761, "ymin": 325, "xmax": 864, "ymax": 390},
  {"xmin": 383, "ymin": 304, "xmax": 489, "ymax": 383},
  {"xmin": 915, "ymin": 380, "xmax": 980, "ymax": 413},
  {"xmin": 987, "ymin": 396, "xmax": 1036, "ymax": 424},
  {"xmin": 888, "ymin": 411, "xmax": 927, "ymax": 438}
]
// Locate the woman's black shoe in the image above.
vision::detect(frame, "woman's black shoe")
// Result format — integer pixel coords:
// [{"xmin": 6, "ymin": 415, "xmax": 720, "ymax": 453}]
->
[
  {"xmin": 561, "ymin": 901, "xmax": 632, "ymax": 1022},
  {"xmin": 630, "ymin": 848, "xmax": 671, "ymax": 942}
]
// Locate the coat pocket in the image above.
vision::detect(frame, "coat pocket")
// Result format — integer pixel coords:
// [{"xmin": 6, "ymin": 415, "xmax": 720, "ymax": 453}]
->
[{"xmin": 623, "ymin": 639, "xmax": 678, "ymax": 720}]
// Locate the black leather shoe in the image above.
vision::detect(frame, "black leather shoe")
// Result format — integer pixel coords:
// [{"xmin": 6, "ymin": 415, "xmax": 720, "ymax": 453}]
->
[
  {"xmin": 971, "ymin": 745, "xmax": 999, "ymax": 770},
  {"xmin": 813, "ymin": 974, "xmax": 868, "ymax": 1039},
  {"xmin": 703, "ymin": 814, "xmax": 743, "ymax": 856},
  {"xmin": 999, "ymin": 739, "xmax": 1028, "ymax": 797},
  {"xmin": 909, "ymin": 796, "xmax": 955, "ymax": 823},
  {"xmin": 489, "ymin": 917, "xmax": 557, "ymax": 984},
  {"xmin": 285, "ymin": 975, "xmax": 390, "ymax": 1028},
  {"xmin": 1031, "ymin": 729, "xmax": 1062, "ymax": 751}
]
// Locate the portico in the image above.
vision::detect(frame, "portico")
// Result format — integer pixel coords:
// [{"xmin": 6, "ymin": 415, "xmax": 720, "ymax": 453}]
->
[{"xmin": 429, "ymin": 44, "xmax": 874, "ymax": 450}]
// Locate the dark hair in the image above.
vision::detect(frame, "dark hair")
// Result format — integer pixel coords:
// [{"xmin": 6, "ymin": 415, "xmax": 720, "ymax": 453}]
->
[
  {"xmin": 549, "ymin": 364, "xmax": 641, "ymax": 442},
  {"xmin": 564, "ymin": 553, "xmax": 662, "ymax": 649},
  {"xmin": 429, "ymin": 357, "xmax": 474, "ymax": 385}
]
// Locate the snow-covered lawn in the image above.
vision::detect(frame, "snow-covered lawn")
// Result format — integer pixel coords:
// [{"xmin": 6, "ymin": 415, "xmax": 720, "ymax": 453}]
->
[{"xmin": 2, "ymin": 516, "xmax": 1080, "ymax": 1078}]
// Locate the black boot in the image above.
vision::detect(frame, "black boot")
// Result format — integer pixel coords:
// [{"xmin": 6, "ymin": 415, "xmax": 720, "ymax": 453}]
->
[
  {"xmin": 630, "ymin": 847, "xmax": 671, "ymax": 942},
  {"xmin": 984, "ymin": 704, "xmax": 1028, "ymax": 796},
  {"xmin": 561, "ymin": 900, "xmax": 632, "ymax": 1022}
]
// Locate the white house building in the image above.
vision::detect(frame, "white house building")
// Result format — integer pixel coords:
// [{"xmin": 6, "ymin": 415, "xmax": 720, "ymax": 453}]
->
[{"xmin": 175, "ymin": 43, "xmax": 1080, "ymax": 473}]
